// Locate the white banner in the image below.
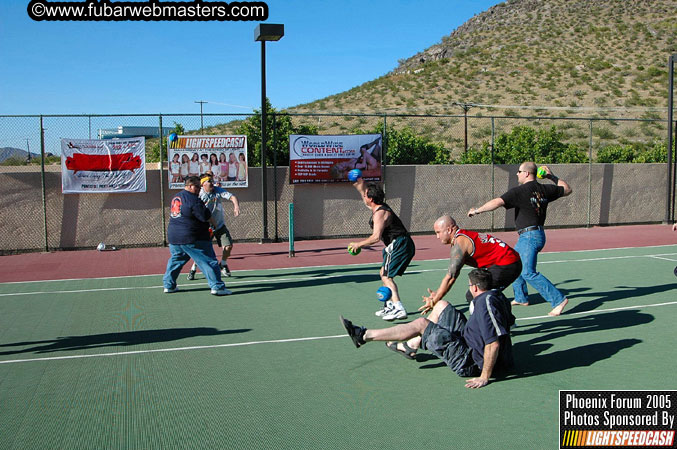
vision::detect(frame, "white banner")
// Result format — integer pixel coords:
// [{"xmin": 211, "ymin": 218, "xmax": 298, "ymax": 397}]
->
[
  {"xmin": 61, "ymin": 137, "xmax": 146, "ymax": 194},
  {"xmin": 289, "ymin": 134, "xmax": 382, "ymax": 184},
  {"xmin": 168, "ymin": 135, "xmax": 248, "ymax": 189}
]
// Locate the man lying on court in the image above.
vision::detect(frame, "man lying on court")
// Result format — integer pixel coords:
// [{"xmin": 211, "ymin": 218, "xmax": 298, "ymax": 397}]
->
[{"xmin": 340, "ymin": 268, "xmax": 514, "ymax": 389}]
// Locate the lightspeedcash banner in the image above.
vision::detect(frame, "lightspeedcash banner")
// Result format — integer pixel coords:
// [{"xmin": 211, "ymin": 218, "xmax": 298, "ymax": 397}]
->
[{"xmin": 560, "ymin": 391, "xmax": 676, "ymax": 448}]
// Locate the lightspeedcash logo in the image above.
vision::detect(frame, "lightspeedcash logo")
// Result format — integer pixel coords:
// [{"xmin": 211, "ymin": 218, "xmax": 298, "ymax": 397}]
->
[{"xmin": 560, "ymin": 391, "xmax": 677, "ymax": 449}]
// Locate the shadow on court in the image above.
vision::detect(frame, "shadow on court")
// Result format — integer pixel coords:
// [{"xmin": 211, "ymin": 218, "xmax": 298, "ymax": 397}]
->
[
  {"xmin": 512, "ymin": 309, "xmax": 653, "ymax": 339},
  {"xmin": 225, "ymin": 264, "xmax": 381, "ymax": 280},
  {"xmin": 415, "ymin": 310, "xmax": 651, "ymax": 375},
  {"xmin": 511, "ymin": 310, "xmax": 651, "ymax": 378},
  {"xmin": 514, "ymin": 281, "xmax": 677, "ymax": 310},
  {"xmin": 231, "ymin": 246, "xmax": 354, "ymax": 259},
  {"xmin": 0, "ymin": 327, "xmax": 251, "ymax": 356},
  {"xmin": 564, "ymin": 282, "xmax": 677, "ymax": 314},
  {"xmin": 511, "ymin": 339, "xmax": 641, "ymax": 379},
  {"xmin": 234, "ymin": 273, "xmax": 380, "ymax": 294}
]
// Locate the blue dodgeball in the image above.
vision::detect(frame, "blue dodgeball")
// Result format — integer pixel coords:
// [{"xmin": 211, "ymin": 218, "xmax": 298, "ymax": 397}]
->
[{"xmin": 376, "ymin": 286, "xmax": 392, "ymax": 302}]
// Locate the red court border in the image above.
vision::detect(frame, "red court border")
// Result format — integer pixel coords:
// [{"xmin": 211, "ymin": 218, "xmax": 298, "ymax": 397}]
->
[{"xmin": 0, "ymin": 224, "xmax": 675, "ymax": 283}]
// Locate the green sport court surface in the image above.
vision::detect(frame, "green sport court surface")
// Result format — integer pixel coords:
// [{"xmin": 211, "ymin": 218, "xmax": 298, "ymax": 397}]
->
[{"xmin": 1, "ymin": 244, "xmax": 676, "ymax": 449}]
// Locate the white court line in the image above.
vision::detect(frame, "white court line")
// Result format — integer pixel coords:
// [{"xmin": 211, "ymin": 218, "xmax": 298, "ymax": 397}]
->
[
  {"xmin": 2, "ymin": 252, "xmax": 675, "ymax": 298},
  {"xmin": 0, "ymin": 269, "xmax": 439, "ymax": 298},
  {"xmin": 1, "ymin": 300, "xmax": 676, "ymax": 366},
  {"xmin": 1, "ymin": 244, "xmax": 676, "ymax": 286},
  {"xmin": 648, "ymin": 255, "xmax": 677, "ymax": 262},
  {"xmin": 514, "ymin": 300, "xmax": 677, "ymax": 321}
]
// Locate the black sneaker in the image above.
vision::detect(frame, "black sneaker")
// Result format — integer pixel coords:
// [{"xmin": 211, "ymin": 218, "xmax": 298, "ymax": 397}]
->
[
  {"xmin": 340, "ymin": 315, "xmax": 366, "ymax": 348},
  {"xmin": 187, "ymin": 270, "xmax": 196, "ymax": 281}
]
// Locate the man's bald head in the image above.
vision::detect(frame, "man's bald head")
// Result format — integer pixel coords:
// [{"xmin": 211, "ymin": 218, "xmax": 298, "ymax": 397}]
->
[
  {"xmin": 519, "ymin": 162, "xmax": 537, "ymax": 174},
  {"xmin": 435, "ymin": 215, "xmax": 457, "ymax": 229},
  {"xmin": 434, "ymin": 215, "xmax": 458, "ymax": 245},
  {"xmin": 517, "ymin": 161, "xmax": 537, "ymax": 184}
]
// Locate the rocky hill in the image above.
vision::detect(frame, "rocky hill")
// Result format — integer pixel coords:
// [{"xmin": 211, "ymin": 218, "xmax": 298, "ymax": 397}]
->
[
  {"xmin": 281, "ymin": 0, "xmax": 675, "ymax": 157},
  {"xmin": 293, "ymin": 0, "xmax": 676, "ymax": 117}
]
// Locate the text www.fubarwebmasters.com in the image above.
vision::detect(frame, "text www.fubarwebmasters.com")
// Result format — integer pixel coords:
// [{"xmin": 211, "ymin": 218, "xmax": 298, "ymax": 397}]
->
[{"xmin": 28, "ymin": 0, "xmax": 269, "ymax": 21}]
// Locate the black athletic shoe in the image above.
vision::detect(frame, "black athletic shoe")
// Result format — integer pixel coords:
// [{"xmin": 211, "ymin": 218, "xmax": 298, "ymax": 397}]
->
[{"xmin": 340, "ymin": 315, "xmax": 366, "ymax": 348}]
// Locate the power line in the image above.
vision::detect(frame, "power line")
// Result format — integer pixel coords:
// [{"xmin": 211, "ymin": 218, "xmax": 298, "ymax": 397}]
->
[{"xmin": 201, "ymin": 100, "xmax": 255, "ymax": 111}]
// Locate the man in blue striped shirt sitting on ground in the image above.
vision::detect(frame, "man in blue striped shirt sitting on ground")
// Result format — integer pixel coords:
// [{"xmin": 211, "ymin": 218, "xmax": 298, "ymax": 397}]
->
[{"xmin": 341, "ymin": 268, "xmax": 513, "ymax": 389}]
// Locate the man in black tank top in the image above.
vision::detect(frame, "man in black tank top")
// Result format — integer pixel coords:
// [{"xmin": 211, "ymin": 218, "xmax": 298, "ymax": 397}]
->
[{"xmin": 348, "ymin": 178, "xmax": 415, "ymax": 320}]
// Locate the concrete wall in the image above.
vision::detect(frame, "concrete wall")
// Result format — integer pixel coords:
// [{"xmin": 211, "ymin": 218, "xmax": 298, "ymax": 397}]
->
[{"xmin": 0, "ymin": 163, "xmax": 667, "ymax": 253}]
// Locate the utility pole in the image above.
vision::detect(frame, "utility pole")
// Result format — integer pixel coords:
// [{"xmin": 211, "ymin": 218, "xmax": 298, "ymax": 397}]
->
[
  {"xmin": 452, "ymin": 102, "xmax": 477, "ymax": 153},
  {"xmin": 195, "ymin": 100, "xmax": 207, "ymax": 133}
]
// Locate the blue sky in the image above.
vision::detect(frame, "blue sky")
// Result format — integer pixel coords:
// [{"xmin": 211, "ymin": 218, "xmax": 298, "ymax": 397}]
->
[{"xmin": 1, "ymin": 0, "xmax": 501, "ymax": 116}]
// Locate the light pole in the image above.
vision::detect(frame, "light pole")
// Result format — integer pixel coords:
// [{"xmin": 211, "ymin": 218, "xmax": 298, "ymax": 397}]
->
[
  {"xmin": 254, "ymin": 23, "xmax": 284, "ymax": 242},
  {"xmin": 666, "ymin": 54, "xmax": 676, "ymax": 223},
  {"xmin": 195, "ymin": 100, "xmax": 207, "ymax": 133}
]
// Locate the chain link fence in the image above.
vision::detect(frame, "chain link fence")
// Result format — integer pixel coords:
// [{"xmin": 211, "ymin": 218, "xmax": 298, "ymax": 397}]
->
[{"xmin": 0, "ymin": 112, "xmax": 673, "ymax": 254}]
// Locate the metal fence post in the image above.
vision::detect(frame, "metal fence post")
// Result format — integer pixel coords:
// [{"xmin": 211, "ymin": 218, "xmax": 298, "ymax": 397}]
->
[
  {"xmin": 588, "ymin": 120, "xmax": 593, "ymax": 227},
  {"xmin": 382, "ymin": 114, "xmax": 387, "ymax": 194},
  {"xmin": 159, "ymin": 115, "xmax": 167, "ymax": 246},
  {"xmin": 490, "ymin": 117, "xmax": 495, "ymax": 232},
  {"xmin": 40, "ymin": 116, "xmax": 48, "ymax": 252},
  {"xmin": 672, "ymin": 120, "xmax": 677, "ymax": 222}
]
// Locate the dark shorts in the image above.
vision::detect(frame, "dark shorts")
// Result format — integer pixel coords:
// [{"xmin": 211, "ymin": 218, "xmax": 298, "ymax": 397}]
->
[
  {"xmin": 421, "ymin": 305, "xmax": 479, "ymax": 377},
  {"xmin": 487, "ymin": 260, "xmax": 522, "ymax": 291},
  {"xmin": 215, "ymin": 226, "xmax": 233, "ymax": 247},
  {"xmin": 382, "ymin": 235, "xmax": 415, "ymax": 278},
  {"xmin": 465, "ymin": 259, "xmax": 522, "ymax": 303}
]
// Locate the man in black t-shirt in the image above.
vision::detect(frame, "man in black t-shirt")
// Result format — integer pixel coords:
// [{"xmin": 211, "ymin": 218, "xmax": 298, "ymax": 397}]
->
[
  {"xmin": 467, "ymin": 162, "xmax": 572, "ymax": 316},
  {"xmin": 340, "ymin": 268, "xmax": 513, "ymax": 389}
]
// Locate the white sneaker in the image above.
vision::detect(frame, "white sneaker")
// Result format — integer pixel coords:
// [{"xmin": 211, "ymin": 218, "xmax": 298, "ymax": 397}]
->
[
  {"xmin": 382, "ymin": 308, "xmax": 407, "ymax": 321},
  {"xmin": 375, "ymin": 301, "xmax": 394, "ymax": 317},
  {"xmin": 163, "ymin": 287, "xmax": 179, "ymax": 293},
  {"xmin": 211, "ymin": 287, "xmax": 233, "ymax": 296},
  {"xmin": 220, "ymin": 264, "xmax": 232, "ymax": 277}
]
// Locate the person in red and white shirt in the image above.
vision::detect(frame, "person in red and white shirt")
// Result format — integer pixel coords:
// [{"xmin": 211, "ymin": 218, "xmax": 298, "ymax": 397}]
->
[{"xmin": 419, "ymin": 215, "xmax": 521, "ymax": 316}]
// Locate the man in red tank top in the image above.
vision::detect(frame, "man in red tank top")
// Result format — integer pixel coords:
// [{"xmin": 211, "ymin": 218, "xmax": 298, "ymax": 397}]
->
[{"xmin": 419, "ymin": 215, "xmax": 522, "ymax": 315}]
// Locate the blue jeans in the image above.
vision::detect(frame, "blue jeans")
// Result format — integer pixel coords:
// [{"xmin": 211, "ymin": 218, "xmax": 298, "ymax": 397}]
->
[
  {"xmin": 512, "ymin": 229, "xmax": 565, "ymax": 307},
  {"xmin": 163, "ymin": 241, "xmax": 225, "ymax": 290}
]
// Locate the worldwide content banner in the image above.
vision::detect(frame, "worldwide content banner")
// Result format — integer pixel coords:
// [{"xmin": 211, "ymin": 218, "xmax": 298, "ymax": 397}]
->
[
  {"xmin": 61, "ymin": 137, "xmax": 146, "ymax": 193},
  {"xmin": 560, "ymin": 390, "xmax": 676, "ymax": 449},
  {"xmin": 168, "ymin": 135, "xmax": 248, "ymax": 189},
  {"xmin": 288, "ymin": 134, "xmax": 382, "ymax": 184}
]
